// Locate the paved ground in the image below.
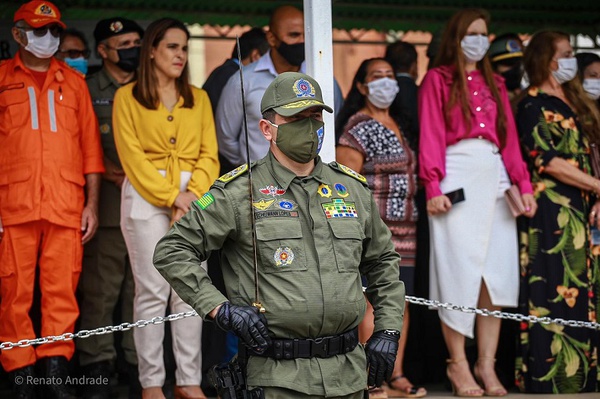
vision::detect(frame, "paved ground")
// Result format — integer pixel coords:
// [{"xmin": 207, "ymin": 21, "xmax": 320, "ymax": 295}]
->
[{"xmin": 3, "ymin": 381, "xmax": 598, "ymax": 398}]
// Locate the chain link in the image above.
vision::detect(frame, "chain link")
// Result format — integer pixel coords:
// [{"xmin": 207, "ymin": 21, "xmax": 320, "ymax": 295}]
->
[
  {"xmin": 0, "ymin": 310, "xmax": 197, "ymax": 351},
  {"xmin": 2, "ymin": 296, "xmax": 599, "ymax": 350},
  {"xmin": 405, "ymin": 296, "xmax": 600, "ymax": 330}
]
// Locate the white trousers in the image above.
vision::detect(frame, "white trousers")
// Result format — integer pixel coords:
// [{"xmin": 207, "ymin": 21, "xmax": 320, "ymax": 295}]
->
[{"xmin": 121, "ymin": 171, "xmax": 204, "ymax": 388}]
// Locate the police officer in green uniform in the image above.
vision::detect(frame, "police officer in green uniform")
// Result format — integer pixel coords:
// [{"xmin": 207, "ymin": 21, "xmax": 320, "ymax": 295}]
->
[
  {"xmin": 77, "ymin": 17, "xmax": 143, "ymax": 399},
  {"xmin": 154, "ymin": 72, "xmax": 405, "ymax": 399}
]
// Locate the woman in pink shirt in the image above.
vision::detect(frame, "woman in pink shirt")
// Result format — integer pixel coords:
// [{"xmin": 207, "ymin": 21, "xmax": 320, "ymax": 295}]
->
[{"xmin": 418, "ymin": 9, "xmax": 536, "ymax": 397}]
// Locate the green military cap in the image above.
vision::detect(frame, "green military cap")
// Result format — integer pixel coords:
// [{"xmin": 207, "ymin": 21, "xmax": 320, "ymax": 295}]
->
[
  {"xmin": 488, "ymin": 35, "xmax": 523, "ymax": 64},
  {"xmin": 261, "ymin": 72, "xmax": 333, "ymax": 117}
]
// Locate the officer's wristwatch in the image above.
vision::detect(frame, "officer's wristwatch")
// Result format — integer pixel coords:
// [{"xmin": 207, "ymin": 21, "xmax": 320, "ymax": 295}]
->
[{"xmin": 382, "ymin": 329, "xmax": 400, "ymax": 337}]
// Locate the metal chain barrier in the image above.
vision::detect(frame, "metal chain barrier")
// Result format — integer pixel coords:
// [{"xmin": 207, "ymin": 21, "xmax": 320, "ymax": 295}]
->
[
  {"xmin": 405, "ymin": 296, "xmax": 600, "ymax": 330},
  {"xmin": 2, "ymin": 295, "xmax": 599, "ymax": 351}
]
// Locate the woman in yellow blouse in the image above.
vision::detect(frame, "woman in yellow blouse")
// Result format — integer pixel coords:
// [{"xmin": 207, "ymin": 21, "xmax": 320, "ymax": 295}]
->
[{"xmin": 113, "ymin": 18, "xmax": 218, "ymax": 399}]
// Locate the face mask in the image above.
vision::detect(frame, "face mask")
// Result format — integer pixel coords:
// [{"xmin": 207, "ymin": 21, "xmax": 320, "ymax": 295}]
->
[
  {"xmin": 460, "ymin": 34, "xmax": 490, "ymax": 63},
  {"xmin": 552, "ymin": 57, "xmax": 578, "ymax": 85},
  {"xmin": 270, "ymin": 118, "xmax": 324, "ymax": 163},
  {"xmin": 276, "ymin": 41, "xmax": 305, "ymax": 67},
  {"xmin": 116, "ymin": 47, "xmax": 141, "ymax": 72},
  {"xmin": 500, "ymin": 64, "xmax": 523, "ymax": 91},
  {"xmin": 65, "ymin": 57, "xmax": 88, "ymax": 75},
  {"xmin": 24, "ymin": 30, "xmax": 59, "ymax": 59},
  {"xmin": 583, "ymin": 78, "xmax": 600, "ymax": 100},
  {"xmin": 366, "ymin": 77, "xmax": 399, "ymax": 109}
]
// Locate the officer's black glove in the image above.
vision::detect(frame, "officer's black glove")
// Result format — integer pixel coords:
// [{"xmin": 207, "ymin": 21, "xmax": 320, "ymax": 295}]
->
[
  {"xmin": 214, "ymin": 302, "xmax": 271, "ymax": 352},
  {"xmin": 365, "ymin": 330, "xmax": 399, "ymax": 387}
]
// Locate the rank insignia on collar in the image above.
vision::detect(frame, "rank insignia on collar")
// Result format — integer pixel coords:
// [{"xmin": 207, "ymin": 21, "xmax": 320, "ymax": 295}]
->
[
  {"xmin": 252, "ymin": 198, "xmax": 274, "ymax": 211},
  {"xmin": 334, "ymin": 183, "xmax": 349, "ymax": 198},
  {"xmin": 197, "ymin": 193, "xmax": 215, "ymax": 209},
  {"xmin": 218, "ymin": 164, "xmax": 248, "ymax": 183},
  {"xmin": 277, "ymin": 199, "xmax": 297, "ymax": 210},
  {"xmin": 322, "ymin": 199, "xmax": 358, "ymax": 219},
  {"xmin": 259, "ymin": 185, "xmax": 286, "ymax": 197},
  {"xmin": 274, "ymin": 247, "xmax": 294, "ymax": 266},
  {"xmin": 338, "ymin": 164, "xmax": 367, "ymax": 184},
  {"xmin": 318, "ymin": 184, "xmax": 332, "ymax": 198}
]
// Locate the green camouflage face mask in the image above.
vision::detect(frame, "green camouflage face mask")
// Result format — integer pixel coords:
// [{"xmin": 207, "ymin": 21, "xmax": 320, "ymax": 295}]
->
[{"xmin": 269, "ymin": 118, "xmax": 325, "ymax": 164}]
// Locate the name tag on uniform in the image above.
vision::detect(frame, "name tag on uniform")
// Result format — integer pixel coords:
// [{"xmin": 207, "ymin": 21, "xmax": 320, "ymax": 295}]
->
[{"xmin": 92, "ymin": 98, "xmax": 113, "ymax": 106}]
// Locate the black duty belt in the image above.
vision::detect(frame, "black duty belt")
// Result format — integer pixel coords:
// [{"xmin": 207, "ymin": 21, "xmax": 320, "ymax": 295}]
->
[{"xmin": 246, "ymin": 327, "xmax": 359, "ymax": 360}]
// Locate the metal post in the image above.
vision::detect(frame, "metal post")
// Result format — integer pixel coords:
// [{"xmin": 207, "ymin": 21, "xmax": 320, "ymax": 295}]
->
[{"xmin": 304, "ymin": 0, "xmax": 336, "ymax": 163}]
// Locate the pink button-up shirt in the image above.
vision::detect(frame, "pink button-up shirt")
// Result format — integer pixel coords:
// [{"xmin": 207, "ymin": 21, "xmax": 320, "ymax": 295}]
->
[{"xmin": 418, "ymin": 65, "xmax": 532, "ymax": 200}]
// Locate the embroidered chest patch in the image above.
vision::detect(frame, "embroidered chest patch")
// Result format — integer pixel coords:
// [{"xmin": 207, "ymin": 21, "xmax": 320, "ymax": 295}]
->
[
  {"xmin": 318, "ymin": 184, "xmax": 332, "ymax": 198},
  {"xmin": 252, "ymin": 199, "xmax": 275, "ymax": 211},
  {"xmin": 254, "ymin": 210, "xmax": 299, "ymax": 220},
  {"xmin": 322, "ymin": 199, "xmax": 358, "ymax": 219},
  {"xmin": 274, "ymin": 247, "xmax": 294, "ymax": 266},
  {"xmin": 259, "ymin": 185, "xmax": 286, "ymax": 197}
]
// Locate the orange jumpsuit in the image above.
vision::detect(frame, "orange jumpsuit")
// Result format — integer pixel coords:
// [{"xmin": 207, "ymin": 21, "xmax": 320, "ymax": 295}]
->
[{"xmin": 0, "ymin": 52, "xmax": 104, "ymax": 371}]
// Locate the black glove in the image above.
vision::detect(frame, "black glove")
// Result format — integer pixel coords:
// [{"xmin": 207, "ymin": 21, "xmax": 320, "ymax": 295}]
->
[
  {"xmin": 214, "ymin": 302, "xmax": 271, "ymax": 352},
  {"xmin": 365, "ymin": 330, "xmax": 399, "ymax": 387}
]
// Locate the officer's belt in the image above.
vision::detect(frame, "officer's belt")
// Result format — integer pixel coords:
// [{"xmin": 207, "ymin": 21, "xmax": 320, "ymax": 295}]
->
[{"xmin": 247, "ymin": 327, "xmax": 358, "ymax": 360}]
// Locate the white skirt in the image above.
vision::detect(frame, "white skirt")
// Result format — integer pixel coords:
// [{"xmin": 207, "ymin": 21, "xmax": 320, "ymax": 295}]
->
[{"xmin": 429, "ymin": 138, "xmax": 518, "ymax": 338}]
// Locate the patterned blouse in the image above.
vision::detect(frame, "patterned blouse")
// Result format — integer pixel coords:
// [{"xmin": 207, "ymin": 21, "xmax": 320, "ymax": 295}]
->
[{"xmin": 338, "ymin": 112, "xmax": 418, "ymax": 268}]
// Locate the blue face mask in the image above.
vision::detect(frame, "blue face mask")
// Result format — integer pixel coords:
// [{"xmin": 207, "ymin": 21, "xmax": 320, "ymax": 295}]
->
[{"xmin": 65, "ymin": 57, "xmax": 88, "ymax": 75}]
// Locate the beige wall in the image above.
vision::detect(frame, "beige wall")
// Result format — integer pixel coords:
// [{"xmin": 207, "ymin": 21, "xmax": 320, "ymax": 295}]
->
[{"xmin": 189, "ymin": 25, "xmax": 432, "ymax": 95}]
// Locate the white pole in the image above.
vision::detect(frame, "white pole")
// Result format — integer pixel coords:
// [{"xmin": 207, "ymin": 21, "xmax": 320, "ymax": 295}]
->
[{"xmin": 304, "ymin": 0, "xmax": 336, "ymax": 163}]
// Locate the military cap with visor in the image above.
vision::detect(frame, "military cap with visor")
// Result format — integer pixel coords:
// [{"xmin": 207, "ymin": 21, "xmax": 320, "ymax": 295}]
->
[
  {"xmin": 488, "ymin": 35, "xmax": 523, "ymax": 64},
  {"xmin": 14, "ymin": 0, "xmax": 66, "ymax": 29},
  {"xmin": 261, "ymin": 72, "xmax": 333, "ymax": 117}
]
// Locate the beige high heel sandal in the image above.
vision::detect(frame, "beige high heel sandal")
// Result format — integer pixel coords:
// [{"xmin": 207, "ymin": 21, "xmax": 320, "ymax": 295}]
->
[
  {"xmin": 446, "ymin": 359, "xmax": 484, "ymax": 397},
  {"xmin": 473, "ymin": 358, "xmax": 508, "ymax": 397}
]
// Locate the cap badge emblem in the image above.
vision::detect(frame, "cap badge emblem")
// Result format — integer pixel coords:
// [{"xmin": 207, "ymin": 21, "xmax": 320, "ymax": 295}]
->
[
  {"xmin": 293, "ymin": 78, "xmax": 315, "ymax": 98},
  {"xmin": 110, "ymin": 21, "xmax": 124, "ymax": 33},
  {"xmin": 37, "ymin": 4, "xmax": 56, "ymax": 16}
]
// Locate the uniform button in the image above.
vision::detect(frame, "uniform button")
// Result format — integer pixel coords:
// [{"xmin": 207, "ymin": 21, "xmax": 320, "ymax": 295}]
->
[
  {"xmin": 275, "ymin": 342, "xmax": 281, "ymax": 348},
  {"xmin": 170, "ymin": 137, "xmax": 176, "ymax": 144},
  {"xmin": 476, "ymin": 106, "xmax": 482, "ymax": 112},
  {"xmin": 473, "ymin": 91, "xmax": 478, "ymax": 96},
  {"xmin": 479, "ymin": 123, "xmax": 485, "ymax": 128},
  {"xmin": 284, "ymin": 342, "xmax": 291, "ymax": 348},
  {"xmin": 167, "ymin": 115, "xmax": 174, "ymax": 121},
  {"xmin": 285, "ymin": 353, "xmax": 291, "ymax": 359}
]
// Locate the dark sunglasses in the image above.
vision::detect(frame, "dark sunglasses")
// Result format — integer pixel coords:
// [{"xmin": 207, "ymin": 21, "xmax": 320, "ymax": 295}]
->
[
  {"xmin": 57, "ymin": 49, "xmax": 91, "ymax": 59},
  {"xmin": 19, "ymin": 25, "xmax": 63, "ymax": 38}
]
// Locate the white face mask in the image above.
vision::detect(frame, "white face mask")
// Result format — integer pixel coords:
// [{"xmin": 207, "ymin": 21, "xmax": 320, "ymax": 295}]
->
[
  {"xmin": 24, "ymin": 30, "xmax": 60, "ymax": 59},
  {"xmin": 551, "ymin": 57, "xmax": 578, "ymax": 85},
  {"xmin": 366, "ymin": 77, "xmax": 399, "ymax": 109},
  {"xmin": 583, "ymin": 78, "xmax": 600, "ymax": 100},
  {"xmin": 461, "ymin": 34, "xmax": 490, "ymax": 63}
]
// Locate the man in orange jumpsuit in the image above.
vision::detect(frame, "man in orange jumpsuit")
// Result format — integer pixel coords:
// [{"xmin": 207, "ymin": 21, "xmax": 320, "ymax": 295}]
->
[{"xmin": 0, "ymin": 1, "xmax": 104, "ymax": 397}]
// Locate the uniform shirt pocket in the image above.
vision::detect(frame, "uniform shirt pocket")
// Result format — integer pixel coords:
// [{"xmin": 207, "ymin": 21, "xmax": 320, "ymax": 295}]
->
[
  {"xmin": 255, "ymin": 218, "xmax": 307, "ymax": 273},
  {"xmin": 329, "ymin": 221, "xmax": 364, "ymax": 273},
  {"xmin": 0, "ymin": 166, "xmax": 33, "ymax": 215},
  {"xmin": 0, "ymin": 86, "xmax": 29, "ymax": 134}
]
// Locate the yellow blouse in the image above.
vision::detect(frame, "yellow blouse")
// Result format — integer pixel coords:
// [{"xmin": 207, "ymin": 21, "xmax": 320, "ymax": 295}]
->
[{"xmin": 113, "ymin": 83, "xmax": 219, "ymax": 208}]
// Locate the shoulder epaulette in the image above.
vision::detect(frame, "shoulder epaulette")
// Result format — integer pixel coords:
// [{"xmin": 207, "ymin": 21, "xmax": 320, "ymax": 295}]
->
[
  {"xmin": 213, "ymin": 164, "xmax": 249, "ymax": 187},
  {"xmin": 328, "ymin": 162, "xmax": 368, "ymax": 186}
]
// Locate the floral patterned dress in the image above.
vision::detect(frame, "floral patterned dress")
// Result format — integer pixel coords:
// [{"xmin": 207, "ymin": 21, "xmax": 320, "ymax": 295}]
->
[
  {"xmin": 338, "ymin": 112, "xmax": 418, "ymax": 294},
  {"xmin": 516, "ymin": 88, "xmax": 599, "ymax": 393}
]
